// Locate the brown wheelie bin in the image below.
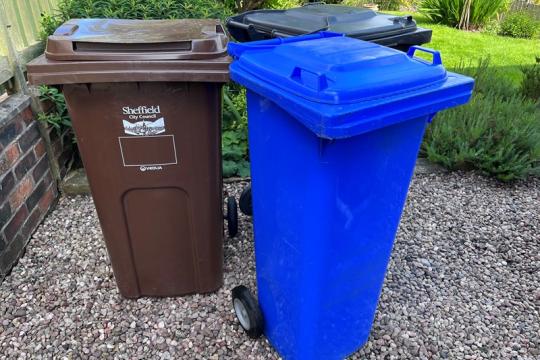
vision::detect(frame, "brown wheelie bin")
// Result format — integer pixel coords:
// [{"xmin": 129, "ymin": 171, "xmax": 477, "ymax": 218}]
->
[{"xmin": 27, "ymin": 19, "xmax": 236, "ymax": 298}]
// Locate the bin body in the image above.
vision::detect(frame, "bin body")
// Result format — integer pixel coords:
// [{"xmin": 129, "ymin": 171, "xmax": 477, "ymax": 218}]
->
[
  {"xmin": 229, "ymin": 33, "xmax": 474, "ymax": 359},
  {"xmin": 27, "ymin": 19, "xmax": 231, "ymax": 298},
  {"xmin": 248, "ymin": 91, "xmax": 427, "ymax": 359}
]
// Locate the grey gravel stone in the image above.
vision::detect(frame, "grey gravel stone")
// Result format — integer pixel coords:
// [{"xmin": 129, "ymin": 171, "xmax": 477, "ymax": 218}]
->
[{"xmin": 0, "ymin": 172, "xmax": 539, "ymax": 359}]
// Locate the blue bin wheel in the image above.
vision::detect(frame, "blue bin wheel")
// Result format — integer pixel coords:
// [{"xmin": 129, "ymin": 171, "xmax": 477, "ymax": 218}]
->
[
  {"xmin": 226, "ymin": 196, "xmax": 238, "ymax": 238},
  {"xmin": 232, "ymin": 285, "xmax": 264, "ymax": 338},
  {"xmin": 239, "ymin": 185, "xmax": 253, "ymax": 216}
]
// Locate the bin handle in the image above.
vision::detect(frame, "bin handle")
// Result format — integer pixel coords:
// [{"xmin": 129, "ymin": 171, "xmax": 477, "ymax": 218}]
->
[
  {"xmin": 407, "ymin": 46, "xmax": 442, "ymax": 66},
  {"xmin": 228, "ymin": 32, "xmax": 343, "ymax": 58},
  {"xmin": 290, "ymin": 67, "xmax": 329, "ymax": 91},
  {"xmin": 227, "ymin": 19, "xmax": 251, "ymax": 30}
]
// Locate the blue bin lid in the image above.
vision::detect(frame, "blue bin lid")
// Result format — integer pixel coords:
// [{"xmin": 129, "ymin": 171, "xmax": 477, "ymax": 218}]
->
[
  {"xmin": 228, "ymin": 32, "xmax": 448, "ymax": 105},
  {"xmin": 228, "ymin": 32, "xmax": 474, "ymax": 138}
]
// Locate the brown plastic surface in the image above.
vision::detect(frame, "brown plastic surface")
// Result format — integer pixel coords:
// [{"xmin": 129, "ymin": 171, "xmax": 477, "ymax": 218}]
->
[
  {"xmin": 63, "ymin": 81, "xmax": 225, "ymax": 298},
  {"xmin": 45, "ymin": 19, "xmax": 228, "ymax": 61},
  {"xmin": 27, "ymin": 19, "xmax": 231, "ymax": 298},
  {"xmin": 27, "ymin": 55, "xmax": 230, "ymax": 85}
]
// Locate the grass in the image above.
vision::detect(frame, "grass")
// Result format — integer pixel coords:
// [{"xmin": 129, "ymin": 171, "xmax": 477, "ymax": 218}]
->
[{"xmin": 388, "ymin": 12, "xmax": 540, "ymax": 84}]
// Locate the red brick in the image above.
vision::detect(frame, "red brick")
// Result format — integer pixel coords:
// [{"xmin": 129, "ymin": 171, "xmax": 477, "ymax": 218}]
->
[
  {"xmin": 7, "ymin": 142, "xmax": 20, "ymax": 160},
  {"xmin": 21, "ymin": 107, "xmax": 34, "ymax": 124},
  {"xmin": 3, "ymin": 204, "xmax": 28, "ymax": 243},
  {"xmin": 0, "ymin": 144, "xmax": 20, "ymax": 173},
  {"xmin": 38, "ymin": 184, "xmax": 56, "ymax": 213},
  {"xmin": 0, "ymin": 172, "xmax": 16, "ymax": 202},
  {"xmin": 8, "ymin": 176, "xmax": 34, "ymax": 211},
  {"xmin": 33, "ymin": 139, "xmax": 46, "ymax": 158},
  {"xmin": 0, "ymin": 120, "xmax": 23, "ymax": 148},
  {"xmin": 14, "ymin": 151, "xmax": 37, "ymax": 180},
  {"xmin": 21, "ymin": 206, "xmax": 43, "ymax": 239}
]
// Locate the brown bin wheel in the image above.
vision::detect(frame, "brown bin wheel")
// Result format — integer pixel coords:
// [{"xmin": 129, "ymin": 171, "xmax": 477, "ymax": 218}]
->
[
  {"xmin": 232, "ymin": 285, "xmax": 264, "ymax": 339},
  {"xmin": 226, "ymin": 196, "xmax": 238, "ymax": 237}
]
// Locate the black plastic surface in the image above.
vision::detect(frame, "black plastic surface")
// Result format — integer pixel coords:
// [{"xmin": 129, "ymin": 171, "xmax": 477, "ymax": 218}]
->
[{"xmin": 227, "ymin": 3, "xmax": 431, "ymax": 50}]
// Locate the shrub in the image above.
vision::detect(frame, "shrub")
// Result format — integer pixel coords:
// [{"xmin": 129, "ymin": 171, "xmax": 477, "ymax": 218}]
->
[
  {"xmin": 521, "ymin": 62, "xmax": 540, "ymax": 101},
  {"xmin": 499, "ymin": 11, "xmax": 540, "ymax": 39},
  {"xmin": 481, "ymin": 18, "xmax": 501, "ymax": 35},
  {"xmin": 420, "ymin": 0, "xmax": 508, "ymax": 29},
  {"xmin": 37, "ymin": 86, "xmax": 71, "ymax": 131},
  {"xmin": 40, "ymin": 0, "xmax": 232, "ymax": 39},
  {"xmin": 422, "ymin": 60, "xmax": 540, "ymax": 181},
  {"xmin": 342, "ymin": 0, "xmax": 404, "ymax": 10},
  {"xmin": 222, "ymin": 87, "xmax": 250, "ymax": 177},
  {"xmin": 453, "ymin": 57, "xmax": 519, "ymax": 99}
]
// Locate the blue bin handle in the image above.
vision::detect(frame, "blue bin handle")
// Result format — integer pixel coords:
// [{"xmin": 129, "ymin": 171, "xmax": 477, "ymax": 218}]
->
[
  {"xmin": 228, "ymin": 32, "xmax": 344, "ymax": 58},
  {"xmin": 407, "ymin": 46, "xmax": 443, "ymax": 66}
]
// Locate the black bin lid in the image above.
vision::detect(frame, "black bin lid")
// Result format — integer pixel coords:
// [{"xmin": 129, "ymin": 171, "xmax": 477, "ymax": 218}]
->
[{"xmin": 227, "ymin": 3, "xmax": 432, "ymax": 49}]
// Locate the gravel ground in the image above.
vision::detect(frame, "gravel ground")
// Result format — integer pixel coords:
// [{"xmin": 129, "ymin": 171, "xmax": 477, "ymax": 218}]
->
[{"xmin": 0, "ymin": 171, "xmax": 539, "ymax": 359}]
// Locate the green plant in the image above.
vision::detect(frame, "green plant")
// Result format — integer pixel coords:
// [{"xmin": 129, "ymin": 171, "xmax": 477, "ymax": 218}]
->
[
  {"xmin": 265, "ymin": 0, "xmax": 302, "ymax": 9},
  {"xmin": 481, "ymin": 18, "xmax": 501, "ymax": 35},
  {"xmin": 451, "ymin": 57, "xmax": 518, "ymax": 99},
  {"xmin": 40, "ymin": 0, "xmax": 233, "ymax": 39},
  {"xmin": 422, "ymin": 60, "xmax": 540, "ymax": 181},
  {"xmin": 521, "ymin": 62, "xmax": 540, "ymax": 101},
  {"xmin": 420, "ymin": 0, "xmax": 508, "ymax": 29},
  {"xmin": 342, "ymin": 0, "xmax": 405, "ymax": 10},
  {"xmin": 222, "ymin": 87, "xmax": 250, "ymax": 177},
  {"xmin": 499, "ymin": 11, "xmax": 540, "ymax": 39},
  {"xmin": 37, "ymin": 86, "xmax": 72, "ymax": 131},
  {"xmin": 224, "ymin": 0, "xmax": 268, "ymax": 11},
  {"xmin": 376, "ymin": 0, "xmax": 402, "ymax": 10}
]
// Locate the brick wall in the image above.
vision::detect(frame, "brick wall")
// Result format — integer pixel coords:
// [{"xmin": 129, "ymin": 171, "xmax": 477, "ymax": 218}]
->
[{"xmin": 0, "ymin": 94, "xmax": 59, "ymax": 280}]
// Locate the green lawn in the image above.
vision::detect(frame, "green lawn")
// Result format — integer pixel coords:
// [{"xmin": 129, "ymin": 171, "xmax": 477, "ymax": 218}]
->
[{"xmin": 389, "ymin": 12, "xmax": 540, "ymax": 84}]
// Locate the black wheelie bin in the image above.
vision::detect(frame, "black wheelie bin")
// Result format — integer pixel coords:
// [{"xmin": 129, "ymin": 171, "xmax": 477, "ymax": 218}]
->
[{"xmin": 226, "ymin": 3, "xmax": 432, "ymax": 51}]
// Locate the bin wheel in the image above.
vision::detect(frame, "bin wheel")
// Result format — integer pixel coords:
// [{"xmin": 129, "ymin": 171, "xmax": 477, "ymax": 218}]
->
[
  {"xmin": 239, "ymin": 185, "xmax": 253, "ymax": 216},
  {"xmin": 232, "ymin": 285, "xmax": 263, "ymax": 339},
  {"xmin": 226, "ymin": 196, "xmax": 238, "ymax": 238}
]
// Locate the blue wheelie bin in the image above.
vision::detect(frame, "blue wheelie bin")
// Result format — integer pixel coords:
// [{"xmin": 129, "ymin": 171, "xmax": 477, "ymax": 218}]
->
[{"xmin": 228, "ymin": 33, "xmax": 474, "ymax": 359}]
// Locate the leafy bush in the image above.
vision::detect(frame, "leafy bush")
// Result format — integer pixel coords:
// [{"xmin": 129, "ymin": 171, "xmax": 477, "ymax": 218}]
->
[
  {"xmin": 265, "ymin": 0, "xmax": 302, "ymax": 9},
  {"xmin": 422, "ymin": 60, "xmax": 540, "ymax": 181},
  {"xmin": 521, "ymin": 62, "xmax": 540, "ymax": 101},
  {"xmin": 40, "ymin": 0, "xmax": 232, "ymax": 39},
  {"xmin": 342, "ymin": 0, "xmax": 404, "ymax": 10},
  {"xmin": 456, "ymin": 57, "xmax": 519, "ymax": 99},
  {"xmin": 499, "ymin": 11, "xmax": 540, "ymax": 39},
  {"xmin": 420, "ymin": 0, "xmax": 508, "ymax": 29},
  {"xmin": 37, "ymin": 86, "xmax": 72, "ymax": 131},
  {"xmin": 222, "ymin": 87, "xmax": 250, "ymax": 177},
  {"xmin": 481, "ymin": 18, "xmax": 501, "ymax": 35},
  {"xmin": 376, "ymin": 0, "xmax": 402, "ymax": 10}
]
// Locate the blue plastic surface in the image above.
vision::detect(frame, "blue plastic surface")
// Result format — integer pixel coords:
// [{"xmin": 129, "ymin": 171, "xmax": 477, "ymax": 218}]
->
[
  {"xmin": 228, "ymin": 33, "xmax": 448, "ymax": 105},
  {"xmin": 229, "ymin": 34, "xmax": 474, "ymax": 360},
  {"xmin": 229, "ymin": 33, "xmax": 474, "ymax": 139}
]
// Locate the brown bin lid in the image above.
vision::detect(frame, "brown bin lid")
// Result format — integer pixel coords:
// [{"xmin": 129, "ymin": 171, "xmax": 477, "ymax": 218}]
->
[
  {"xmin": 27, "ymin": 18, "xmax": 231, "ymax": 85},
  {"xmin": 45, "ymin": 18, "xmax": 229, "ymax": 61}
]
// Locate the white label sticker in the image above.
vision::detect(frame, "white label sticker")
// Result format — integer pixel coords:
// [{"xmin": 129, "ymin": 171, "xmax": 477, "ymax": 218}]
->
[
  {"xmin": 121, "ymin": 105, "xmax": 166, "ymax": 136},
  {"xmin": 123, "ymin": 118, "xmax": 165, "ymax": 136}
]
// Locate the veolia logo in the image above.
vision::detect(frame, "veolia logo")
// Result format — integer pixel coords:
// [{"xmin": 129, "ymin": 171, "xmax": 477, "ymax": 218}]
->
[
  {"xmin": 140, "ymin": 165, "xmax": 163, "ymax": 172},
  {"xmin": 122, "ymin": 106, "xmax": 161, "ymax": 115}
]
